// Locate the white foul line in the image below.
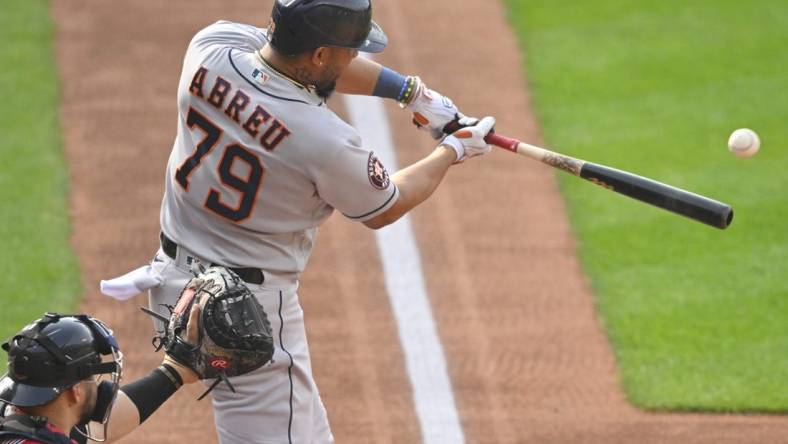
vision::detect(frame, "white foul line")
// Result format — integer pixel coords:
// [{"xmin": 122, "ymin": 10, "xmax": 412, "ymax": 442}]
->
[{"xmin": 343, "ymin": 92, "xmax": 465, "ymax": 444}]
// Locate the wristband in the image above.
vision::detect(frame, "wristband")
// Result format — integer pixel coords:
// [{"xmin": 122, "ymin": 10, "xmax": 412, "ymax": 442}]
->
[
  {"xmin": 372, "ymin": 67, "xmax": 408, "ymax": 101},
  {"xmin": 120, "ymin": 366, "xmax": 181, "ymax": 424}
]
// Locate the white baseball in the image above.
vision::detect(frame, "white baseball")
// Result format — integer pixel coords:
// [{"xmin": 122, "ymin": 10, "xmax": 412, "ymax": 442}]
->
[{"xmin": 727, "ymin": 128, "xmax": 760, "ymax": 158}]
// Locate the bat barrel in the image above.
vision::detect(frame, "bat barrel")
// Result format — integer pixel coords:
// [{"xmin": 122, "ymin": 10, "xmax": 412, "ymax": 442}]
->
[
  {"xmin": 454, "ymin": 123, "xmax": 734, "ymax": 229},
  {"xmin": 580, "ymin": 163, "xmax": 733, "ymax": 229}
]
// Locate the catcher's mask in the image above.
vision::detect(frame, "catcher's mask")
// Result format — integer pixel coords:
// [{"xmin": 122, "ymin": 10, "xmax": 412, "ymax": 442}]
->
[{"xmin": 0, "ymin": 313, "xmax": 123, "ymax": 442}]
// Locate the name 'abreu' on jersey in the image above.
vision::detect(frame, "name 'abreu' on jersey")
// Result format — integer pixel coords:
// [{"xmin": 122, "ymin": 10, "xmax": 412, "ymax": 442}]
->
[{"xmin": 159, "ymin": 21, "xmax": 399, "ymax": 276}]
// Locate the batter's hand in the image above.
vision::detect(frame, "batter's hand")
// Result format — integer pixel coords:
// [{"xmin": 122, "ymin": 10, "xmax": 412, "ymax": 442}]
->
[
  {"xmin": 407, "ymin": 78, "xmax": 460, "ymax": 139},
  {"xmin": 440, "ymin": 116, "xmax": 496, "ymax": 163},
  {"xmin": 163, "ymin": 304, "xmax": 200, "ymax": 385}
]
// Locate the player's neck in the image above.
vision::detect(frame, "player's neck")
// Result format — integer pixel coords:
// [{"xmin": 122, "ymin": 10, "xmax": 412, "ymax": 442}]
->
[
  {"xmin": 258, "ymin": 45, "xmax": 315, "ymax": 89},
  {"xmin": 23, "ymin": 401, "xmax": 77, "ymax": 436}
]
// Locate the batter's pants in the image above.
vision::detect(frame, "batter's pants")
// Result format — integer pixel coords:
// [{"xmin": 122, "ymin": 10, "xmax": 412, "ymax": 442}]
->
[{"xmin": 148, "ymin": 246, "xmax": 334, "ymax": 444}]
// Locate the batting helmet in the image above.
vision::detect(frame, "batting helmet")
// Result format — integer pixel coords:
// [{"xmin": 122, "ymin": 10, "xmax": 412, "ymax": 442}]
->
[
  {"xmin": 270, "ymin": 0, "xmax": 388, "ymax": 56},
  {"xmin": 0, "ymin": 313, "xmax": 122, "ymax": 408}
]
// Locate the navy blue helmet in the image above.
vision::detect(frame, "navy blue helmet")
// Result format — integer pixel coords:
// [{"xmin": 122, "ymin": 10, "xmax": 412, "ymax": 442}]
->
[{"xmin": 270, "ymin": 0, "xmax": 388, "ymax": 56}]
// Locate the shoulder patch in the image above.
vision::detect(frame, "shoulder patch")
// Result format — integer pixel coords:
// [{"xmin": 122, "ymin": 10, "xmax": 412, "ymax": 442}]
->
[{"xmin": 367, "ymin": 152, "xmax": 390, "ymax": 190}]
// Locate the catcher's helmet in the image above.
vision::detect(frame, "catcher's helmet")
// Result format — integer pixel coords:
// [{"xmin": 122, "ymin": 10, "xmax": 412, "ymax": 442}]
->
[
  {"xmin": 270, "ymin": 0, "xmax": 388, "ymax": 56},
  {"xmin": 0, "ymin": 313, "xmax": 122, "ymax": 408}
]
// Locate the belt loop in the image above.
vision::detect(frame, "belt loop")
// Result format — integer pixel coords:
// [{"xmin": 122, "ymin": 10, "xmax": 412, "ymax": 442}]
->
[
  {"xmin": 172, "ymin": 237, "xmax": 185, "ymax": 265},
  {"xmin": 160, "ymin": 232, "xmax": 178, "ymax": 261},
  {"xmin": 178, "ymin": 247, "xmax": 199, "ymax": 270},
  {"xmin": 161, "ymin": 233, "xmax": 198, "ymax": 269}
]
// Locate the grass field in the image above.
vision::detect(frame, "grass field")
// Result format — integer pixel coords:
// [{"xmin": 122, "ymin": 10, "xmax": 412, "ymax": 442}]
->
[
  {"xmin": 0, "ymin": 0, "xmax": 81, "ymax": 350},
  {"xmin": 503, "ymin": 0, "xmax": 788, "ymax": 411}
]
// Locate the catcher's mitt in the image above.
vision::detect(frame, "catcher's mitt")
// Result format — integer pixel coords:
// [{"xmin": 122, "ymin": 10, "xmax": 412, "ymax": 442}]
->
[{"xmin": 143, "ymin": 266, "xmax": 274, "ymax": 399}]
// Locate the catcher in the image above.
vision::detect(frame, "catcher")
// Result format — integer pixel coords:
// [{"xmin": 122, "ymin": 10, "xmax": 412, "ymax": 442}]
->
[
  {"xmin": 0, "ymin": 266, "xmax": 271, "ymax": 443},
  {"xmin": 0, "ymin": 311, "xmax": 196, "ymax": 444}
]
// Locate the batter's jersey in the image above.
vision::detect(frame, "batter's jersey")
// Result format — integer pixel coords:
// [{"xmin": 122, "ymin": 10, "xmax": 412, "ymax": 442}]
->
[{"xmin": 160, "ymin": 21, "xmax": 399, "ymax": 276}]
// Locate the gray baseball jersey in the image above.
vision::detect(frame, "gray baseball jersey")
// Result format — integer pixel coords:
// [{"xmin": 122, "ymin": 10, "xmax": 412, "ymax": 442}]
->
[{"xmin": 160, "ymin": 21, "xmax": 399, "ymax": 276}]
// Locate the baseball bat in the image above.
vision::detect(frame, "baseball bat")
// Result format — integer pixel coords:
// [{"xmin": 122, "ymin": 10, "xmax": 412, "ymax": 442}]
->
[{"xmin": 445, "ymin": 123, "xmax": 733, "ymax": 229}]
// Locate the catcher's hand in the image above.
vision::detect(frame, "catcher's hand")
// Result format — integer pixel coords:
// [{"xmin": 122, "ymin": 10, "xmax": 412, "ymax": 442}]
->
[
  {"xmin": 147, "ymin": 266, "xmax": 275, "ymax": 399},
  {"xmin": 162, "ymin": 304, "xmax": 200, "ymax": 384}
]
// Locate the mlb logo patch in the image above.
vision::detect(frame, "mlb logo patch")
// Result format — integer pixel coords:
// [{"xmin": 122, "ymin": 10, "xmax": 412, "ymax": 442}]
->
[{"xmin": 252, "ymin": 68, "xmax": 270, "ymax": 85}]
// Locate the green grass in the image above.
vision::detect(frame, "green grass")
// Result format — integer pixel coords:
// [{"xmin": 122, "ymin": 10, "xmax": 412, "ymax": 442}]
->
[
  {"xmin": 0, "ymin": 0, "xmax": 81, "ymax": 352},
  {"xmin": 503, "ymin": 0, "xmax": 788, "ymax": 411}
]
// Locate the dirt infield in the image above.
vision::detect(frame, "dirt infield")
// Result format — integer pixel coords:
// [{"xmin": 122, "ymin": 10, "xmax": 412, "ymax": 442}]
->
[{"xmin": 52, "ymin": 0, "xmax": 787, "ymax": 442}]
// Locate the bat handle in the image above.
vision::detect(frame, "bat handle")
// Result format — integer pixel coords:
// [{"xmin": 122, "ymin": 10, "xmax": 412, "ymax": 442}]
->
[
  {"xmin": 485, "ymin": 133, "xmax": 520, "ymax": 153},
  {"xmin": 443, "ymin": 120, "xmax": 521, "ymax": 153}
]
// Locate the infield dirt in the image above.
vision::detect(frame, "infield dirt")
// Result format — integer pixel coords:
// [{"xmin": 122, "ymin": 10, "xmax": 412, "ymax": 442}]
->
[{"xmin": 52, "ymin": 0, "xmax": 787, "ymax": 442}]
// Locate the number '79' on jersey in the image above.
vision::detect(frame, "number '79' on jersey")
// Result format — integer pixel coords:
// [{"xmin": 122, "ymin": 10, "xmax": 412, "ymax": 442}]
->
[{"xmin": 175, "ymin": 107, "xmax": 264, "ymax": 223}]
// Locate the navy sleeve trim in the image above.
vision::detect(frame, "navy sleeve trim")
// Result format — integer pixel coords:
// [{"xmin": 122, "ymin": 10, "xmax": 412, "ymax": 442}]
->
[{"xmin": 343, "ymin": 186, "xmax": 398, "ymax": 220}]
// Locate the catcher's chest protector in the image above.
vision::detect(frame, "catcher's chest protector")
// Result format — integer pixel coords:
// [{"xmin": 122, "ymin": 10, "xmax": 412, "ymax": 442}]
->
[{"xmin": 0, "ymin": 415, "xmax": 74, "ymax": 444}]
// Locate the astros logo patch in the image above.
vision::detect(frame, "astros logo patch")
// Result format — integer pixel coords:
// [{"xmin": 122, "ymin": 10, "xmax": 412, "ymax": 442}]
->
[{"xmin": 367, "ymin": 152, "xmax": 390, "ymax": 190}]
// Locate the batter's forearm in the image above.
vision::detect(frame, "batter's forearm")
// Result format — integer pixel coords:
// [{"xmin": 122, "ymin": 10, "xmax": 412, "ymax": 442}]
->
[
  {"xmin": 336, "ymin": 56, "xmax": 383, "ymax": 95},
  {"xmin": 364, "ymin": 147, "xmax": 456, "ymax": 229},
  {"xmin": 393, "ymin": 147, "xmax": 456, "ymax": 205}
]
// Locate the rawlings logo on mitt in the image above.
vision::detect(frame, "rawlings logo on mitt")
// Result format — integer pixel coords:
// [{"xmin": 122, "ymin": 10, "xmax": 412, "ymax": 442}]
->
[{"xmin": 143, "ymin": 266, "xmax": 274, "ymax": 400}]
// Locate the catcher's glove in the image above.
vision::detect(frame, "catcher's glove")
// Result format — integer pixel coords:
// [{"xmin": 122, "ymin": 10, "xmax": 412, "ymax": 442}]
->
[{"xmin": 143, "ymin": 266, "xmax": 274, "ymax": 400}]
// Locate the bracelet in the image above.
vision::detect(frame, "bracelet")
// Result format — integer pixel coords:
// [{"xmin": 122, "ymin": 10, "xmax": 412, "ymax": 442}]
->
[
  {"xmin": 398, "ymin": 76, "xmax": 421, "ymax": 105},
  {"xmin": 159, "ymin": 363, "xmax": 184, "ymax": 389},
  {"xmin": 396, "ymin": 77, "xmax": 411, "ymax": 102}
]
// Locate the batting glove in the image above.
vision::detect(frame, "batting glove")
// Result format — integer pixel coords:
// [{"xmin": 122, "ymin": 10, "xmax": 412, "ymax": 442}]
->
[
  {"xmin": 440, "ymin": 116, "xmax": 496, "ymax": 162},
  {"xmin": 406, "ymin": 78, "xmax": 461, "ymax": 139}
]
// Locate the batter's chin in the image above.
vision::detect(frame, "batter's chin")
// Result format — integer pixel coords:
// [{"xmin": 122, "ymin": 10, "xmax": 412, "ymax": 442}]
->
[{"xmin": 315, "ymin": 80, "xmax": 337, "ymax": 100}]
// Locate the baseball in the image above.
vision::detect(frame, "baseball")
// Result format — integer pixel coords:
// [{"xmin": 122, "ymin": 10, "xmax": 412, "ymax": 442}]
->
[{"xmin": 727, "ymin": 128, "xmax": 760, "ymax": 158}]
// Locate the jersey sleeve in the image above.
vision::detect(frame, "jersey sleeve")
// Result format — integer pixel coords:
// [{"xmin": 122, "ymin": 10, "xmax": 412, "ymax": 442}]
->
[
  {"xmin": 190, "ymin": 20, "xmax": 269, "ymax": 53},
  {"xmin": 313, "ymin": 133, "xmax": 399, "ymax": 222}
]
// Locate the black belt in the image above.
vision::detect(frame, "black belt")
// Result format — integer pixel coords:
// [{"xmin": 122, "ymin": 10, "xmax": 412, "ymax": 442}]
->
[{"xmin": 160, "ymin": 233, "xmax": 264, "ymax": 285}]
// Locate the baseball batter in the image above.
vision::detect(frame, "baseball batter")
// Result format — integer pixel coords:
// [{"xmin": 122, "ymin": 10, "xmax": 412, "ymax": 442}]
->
[{"xmin": 147, "ymin": 0, "xmax": 495, "ymax": 442}]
